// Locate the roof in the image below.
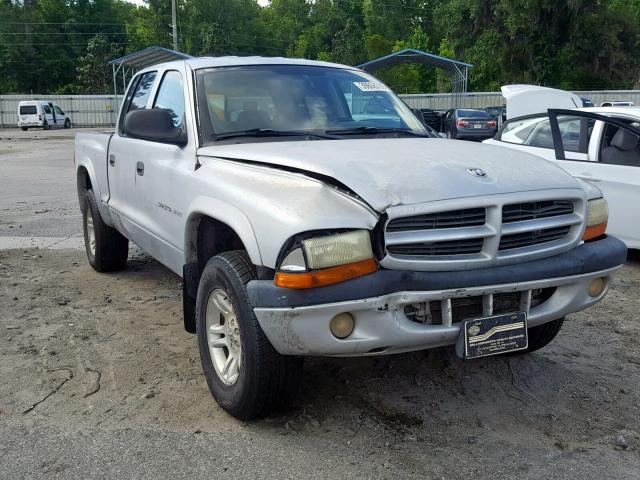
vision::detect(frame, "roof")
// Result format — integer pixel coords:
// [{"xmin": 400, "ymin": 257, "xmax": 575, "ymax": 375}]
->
[
  {"xmin": 357, "ymin": 48, "xmax": 473, "ymax": 73},
  {"xmin": 580, "ymin": 106, "xmax": 640, "ymax": 116},
  {"xmin": 109, "ymin": 46, "xmax": 192, "ymax": 69},
  {"xmin": 184, "ymin": 56, "xmax": 353, "ymax": 71}
]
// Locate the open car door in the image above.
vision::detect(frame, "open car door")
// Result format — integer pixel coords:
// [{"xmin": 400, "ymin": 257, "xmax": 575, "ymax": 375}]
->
[{"xmin": 548, "ymin": 109, "xmax": 640, "ymax": 248}]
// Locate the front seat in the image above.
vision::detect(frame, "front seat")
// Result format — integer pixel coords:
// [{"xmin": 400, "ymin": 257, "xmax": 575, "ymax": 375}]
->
[
  {"xmin": 601, "ymin": 128, "xmax": 640, "ymax": 166},
  {"xmin": 235, "ymin": 109, "xmax": 271, "ymax": 131}
]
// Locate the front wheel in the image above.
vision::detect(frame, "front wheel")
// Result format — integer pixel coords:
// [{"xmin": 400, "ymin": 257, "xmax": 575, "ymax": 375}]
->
[
  {"xmin": 64, "ymin": 119, "xmax": 71, "ymax": 129},
  {"xmin": 507, "ymin": 318, "xmax": 564, "ymax": 355},
  {"xmin": 82, "ymin": 189, "xmax": 128, "ymax": 272},
  {"xmin": 525, "ymin": 317, "xmax": 564, "ymax": 352},
  {"xmin": 196, "ymin": 250, "xmax": 302, "ymax": 420}
]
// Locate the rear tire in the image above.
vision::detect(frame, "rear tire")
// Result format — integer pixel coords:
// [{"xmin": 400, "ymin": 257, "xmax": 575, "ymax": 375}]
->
[
  {"xmin": 42, "ymin": 120, "xmax": 49, "ymax": 130},
  {"xmin": 64, "ymin": 119, "xmax": 71, "ymax": 129},
  {"xmin": 196, "ymin": 250, "xmax": 302, "ymax": 420},
  {"xmin": 21, "ymin": 127, "xmax": 28, "ymax": 131},
  {"xmin": 82, "ymin": 189, "xmax": 128, "ymax": 272}
]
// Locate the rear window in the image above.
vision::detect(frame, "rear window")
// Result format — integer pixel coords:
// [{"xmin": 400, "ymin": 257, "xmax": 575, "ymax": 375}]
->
[
  {"xmin": 20, "ymin": 105, "xmax": 37, "ymax": 115},
  {"xmin": 458, "ymin": 109, "xmax": 489, "ymax": 118}
]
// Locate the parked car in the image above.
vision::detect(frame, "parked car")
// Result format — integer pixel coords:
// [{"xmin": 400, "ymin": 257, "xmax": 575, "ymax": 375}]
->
[
  {"xmin": 419, "ymin": 108, "xmax": 443, "ymax": 131},
  {"xmin": 18, "ymin": 100, "xmax": 71, "ymax": 130},
  {"xmin": 581, "ymin": 97, "xmax": 595, "ymax": 107},
  {"xmin": 443, "ymin": 108, "xmax": 497, "ymax": 140},
  {"xmin": 75, "ymin": 57, "xmax": 626, "ymax": 420},
  {"xmin": 485, "ymin": 85, "xmax": 640, "ymax": 249},
  {"xmin": 485, "ymin": 105, "xmax": 506, "ymax": 121},
  {"xmin": 600, "ymin": 101, "xmax": 635, "ymax": 107}
]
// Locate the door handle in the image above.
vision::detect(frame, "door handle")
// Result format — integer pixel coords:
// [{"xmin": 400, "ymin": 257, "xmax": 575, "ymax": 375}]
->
[
  {"xmin": 136, "ymin": 161, "xmax": 144, "ymax": 176},
  {"xmin": 109, "ymin": 154, "xmax": 116, "ymax": 166}
]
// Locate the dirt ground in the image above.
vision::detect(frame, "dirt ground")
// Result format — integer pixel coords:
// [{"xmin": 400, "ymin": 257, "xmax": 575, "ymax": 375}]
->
[{"xmin": 1, "ymin": 128, "xmax": 639, "ymax": 478}]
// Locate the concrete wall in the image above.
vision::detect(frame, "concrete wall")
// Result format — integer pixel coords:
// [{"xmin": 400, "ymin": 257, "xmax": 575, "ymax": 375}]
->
[
  {"xmin": 1, "ymin": 95, "xmax": 122, "ymax": 128},
  {"xmin": 399, "ymin": 90, "xmax": 640, "ymax": 111},
  {"xmin": 3, "ymin": 90, "xmax": 640, "ymax": 127}
]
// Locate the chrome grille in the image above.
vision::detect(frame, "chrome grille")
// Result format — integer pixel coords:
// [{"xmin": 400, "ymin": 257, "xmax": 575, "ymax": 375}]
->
[
  {"xmin": 499, "ymin": 225, "xmax": 572, "ymax": 251},
  {"xmin": 503, "ymin": 200, "xmax": 574, "ymax": 223},
  {"xmin": 387, "ymin": 238, "xmax": 484, "ymax": 256},
  {"xmin": 382, "ymin": 191, "xmax": 586, "ymax": 271},
  {"xmin": 386, "ymin": 208, "xmax": 485, "ymax": 232}
]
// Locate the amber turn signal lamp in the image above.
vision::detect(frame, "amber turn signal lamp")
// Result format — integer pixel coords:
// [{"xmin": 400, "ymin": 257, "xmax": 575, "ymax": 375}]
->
[
  {"xmin": 275, "ymin": 258, "xmax": 378, "ymax": 289},
  {"xmin": 582, "ymin": 222, "xmax": 607, "ymax": 242}
]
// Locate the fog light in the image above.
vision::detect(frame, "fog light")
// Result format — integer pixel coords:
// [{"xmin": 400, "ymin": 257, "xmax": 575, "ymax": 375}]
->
[
  {"xmin": 330, "ymin": 313, "xmax": 354, "ymax": 339},
  {"xmin": 588, "ymin": 277, "xmax": 606, "ymax": 297}
]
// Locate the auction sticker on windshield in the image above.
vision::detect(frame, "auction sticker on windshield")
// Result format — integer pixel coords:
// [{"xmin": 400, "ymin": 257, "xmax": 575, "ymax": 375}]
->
[
  {"xmin": 353, "ymin": 81, "xmax": 391, "ymax": 92},
  {"xmin": 464, "ymin": 312, "xmax": 528, "ymax": 359}
]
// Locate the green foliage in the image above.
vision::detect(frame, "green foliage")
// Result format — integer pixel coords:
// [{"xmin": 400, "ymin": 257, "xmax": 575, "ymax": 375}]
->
[{"xmin": 1, "ymin": 0, "xmax": 640, "ymax": 94}]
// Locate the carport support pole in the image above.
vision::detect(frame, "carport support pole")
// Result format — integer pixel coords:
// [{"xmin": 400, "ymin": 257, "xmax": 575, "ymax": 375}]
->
[
  {"xmin": 122, "ymin": 66, "xmax": 126, "ymax": 100},
  {"xmin": 112, "ymin": 63, "xmax": 118, "ymax": 126}
]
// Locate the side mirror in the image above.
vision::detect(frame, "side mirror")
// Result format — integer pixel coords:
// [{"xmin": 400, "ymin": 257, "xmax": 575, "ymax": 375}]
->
[{"xmin": 123, "ymin": 109, "xmax": 187, "ymax": 146}]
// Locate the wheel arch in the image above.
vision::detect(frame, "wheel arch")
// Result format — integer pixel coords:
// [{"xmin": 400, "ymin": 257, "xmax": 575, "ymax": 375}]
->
[
  {"xmin": 182, "ymin": 199, "xmax": 262, "ymax": 334},
  {"xmin": 76, "ymin": 165, "xmax": 93, "ymax": 213},
  {"xmin": 184, "ymin": 199, "xmax": 262, "ymax": 268}
]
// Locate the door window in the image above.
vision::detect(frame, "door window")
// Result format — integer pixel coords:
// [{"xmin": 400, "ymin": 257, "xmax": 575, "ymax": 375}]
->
[
  {"xmin": 499, "ymin": 114, "xmax": 590, "ymax": 153},
  {"xmin": 54, "ymin": 106, "xmax": 64, "ymax": 115},
  {"xmin": 153, "ymin": 71, "xmax": 186, "ymax": 128},
  {"xmin": 599, "ymin": 123, "xmax": 640, "ymax": 167},
  {"xmin": 119, "ymin": 71, "xmax": 157, "ymax": 134},
  {"xmin": 129, "ymin": 71, "xmax": 157, "ymax": 112},
  {"xmin": 42, "ymin": 104, "xmax": 51, "ymax": 115}
]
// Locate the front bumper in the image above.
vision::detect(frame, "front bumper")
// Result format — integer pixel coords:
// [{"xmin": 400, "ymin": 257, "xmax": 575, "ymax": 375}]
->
[{"xmin": 248, "ymin": 236, "xmax": 626, "ymax": 356}]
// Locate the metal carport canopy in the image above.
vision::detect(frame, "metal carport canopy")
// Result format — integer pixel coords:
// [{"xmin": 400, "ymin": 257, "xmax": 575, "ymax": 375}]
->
[
  {"xmin": 108, "ymin": 45, "xmax": 192, "ymax": 71},
  {"xmin": 357, "ymin": 48, "xmax": 472, "ymax": 73},
  {"xmin": 357, "ymin": 48, "xmax": 473, "ymax": 106}
]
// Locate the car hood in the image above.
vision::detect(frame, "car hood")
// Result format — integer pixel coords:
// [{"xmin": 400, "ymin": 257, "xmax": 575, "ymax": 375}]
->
[{"xmin": 197, "ymin": 138, "xmax": 581, "ymax": 212}]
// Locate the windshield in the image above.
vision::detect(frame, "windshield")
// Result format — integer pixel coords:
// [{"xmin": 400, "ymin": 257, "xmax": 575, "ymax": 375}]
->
[{"xmin": 195, "ymin": 65, "xmax": 427, "ymax": 144}]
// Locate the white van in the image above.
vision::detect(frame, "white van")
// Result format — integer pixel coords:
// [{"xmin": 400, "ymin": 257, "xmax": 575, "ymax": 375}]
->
[{"xmin": 18, "ymin": 101, "xmax": 72, "ymax": 130}]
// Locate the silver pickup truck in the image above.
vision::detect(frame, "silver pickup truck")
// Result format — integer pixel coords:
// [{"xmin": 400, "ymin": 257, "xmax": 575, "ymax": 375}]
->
[{"xmin": 75, "ymin": 56, "xmax": 627, "ymax": 420}]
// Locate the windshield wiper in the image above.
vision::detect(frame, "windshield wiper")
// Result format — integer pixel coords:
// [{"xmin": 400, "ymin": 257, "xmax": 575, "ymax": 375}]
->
[
  {"xmin": 326, "ymin": 126, "xmax": 428, "ymax": 137},
  {"xmin": 213, "ymin": 128, "xmax": 337, "ymax": 141}
]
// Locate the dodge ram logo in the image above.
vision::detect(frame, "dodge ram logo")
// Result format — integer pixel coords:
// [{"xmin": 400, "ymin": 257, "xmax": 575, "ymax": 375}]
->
[{"xmin": 466, "ymin": 168, "xmax": 487, "ymax": 178}]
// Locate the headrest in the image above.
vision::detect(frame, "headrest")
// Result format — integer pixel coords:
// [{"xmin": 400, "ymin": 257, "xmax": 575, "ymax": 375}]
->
[{"xmin": 611, "ymin": 128, "xmax": 639, "ymax": 151}]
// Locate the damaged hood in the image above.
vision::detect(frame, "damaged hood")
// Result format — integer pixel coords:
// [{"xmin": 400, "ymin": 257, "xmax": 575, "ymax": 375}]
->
[{"xmin": 198, "ymin": 138, "xmax": 580, "ymax": 212}]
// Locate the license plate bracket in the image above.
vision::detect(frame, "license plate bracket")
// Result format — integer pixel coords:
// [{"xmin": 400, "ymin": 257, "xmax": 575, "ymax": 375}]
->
[{"xmin": 462, "ymin": 312, "xmax": 528, "ymax": 359}]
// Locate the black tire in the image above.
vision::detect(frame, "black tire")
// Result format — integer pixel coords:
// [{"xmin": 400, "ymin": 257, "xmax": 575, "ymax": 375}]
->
[
  {"xmin": 42, "ymin": 120, "xmax": 49, "ymax": 130},
  {"xmin": 64, "ymin": 119, "xmax": 71, "ymax": 129},
  {"xmin": 21, "ymin": 127, "xmax": 28, "ymax": 131},
  {"xmin": 82, "ymin": 189, "xmax": 128, "ymax": 272},
  {"xmin": 518, "ymin": 318, "xmax": 564, "ymax": 354},
  {"xmin": 196, "ymin": 250, "xmax": 302, "ymax": 420}
]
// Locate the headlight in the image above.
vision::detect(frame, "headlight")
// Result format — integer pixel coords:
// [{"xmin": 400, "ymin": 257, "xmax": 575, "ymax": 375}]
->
[
  {"xmin": 275, "ymin": 230, "xmax": 377, "ymax": 289},
  {"xmin": 583, "ymin": 198, "xmax": 608, "ymax": 241}
]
